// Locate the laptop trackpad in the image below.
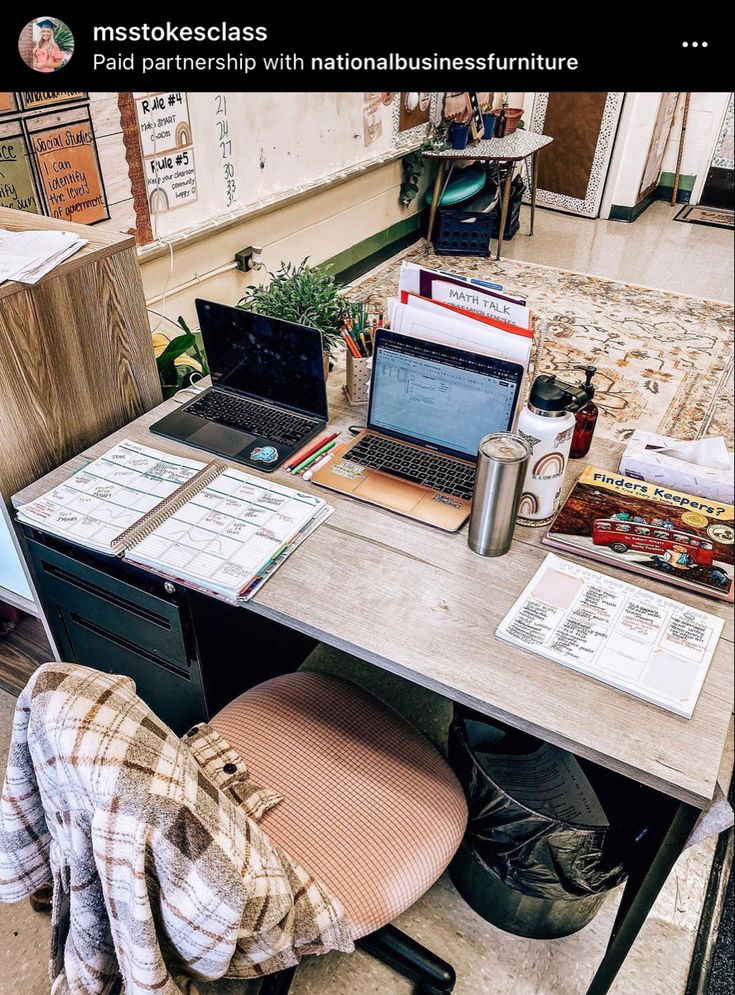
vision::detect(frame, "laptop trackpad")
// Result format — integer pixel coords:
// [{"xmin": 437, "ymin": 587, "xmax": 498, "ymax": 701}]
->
[
  {"xmin": 357, "ymin": 472, "xmax": 427, "ymax": 513},
  {"xmin": 189, "ymin": 423, "xmax": 255, "ymax": 456}
]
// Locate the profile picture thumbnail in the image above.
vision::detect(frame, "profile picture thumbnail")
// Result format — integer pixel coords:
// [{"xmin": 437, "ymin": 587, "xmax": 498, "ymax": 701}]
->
[{"xmin": 18, "ymin": 16, "xmax": 74, "ymax": 73}]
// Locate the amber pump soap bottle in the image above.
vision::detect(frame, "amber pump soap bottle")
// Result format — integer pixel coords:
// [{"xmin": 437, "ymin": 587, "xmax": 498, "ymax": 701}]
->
[{"xmin": 570, "ymin": 365, "xmax": 598, "ymax": 459}]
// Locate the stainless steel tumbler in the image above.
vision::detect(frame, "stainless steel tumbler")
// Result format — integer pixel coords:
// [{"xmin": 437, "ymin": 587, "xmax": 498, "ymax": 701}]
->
[{"xmin": 468, "ymin": 432, "xmax": 531, "ymax": 557}]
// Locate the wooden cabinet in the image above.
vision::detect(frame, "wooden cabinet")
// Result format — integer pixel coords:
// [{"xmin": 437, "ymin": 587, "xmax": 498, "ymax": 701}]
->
[{"xmin": 0, "ymin": 208, "xmax": 162, "ymax": 505}]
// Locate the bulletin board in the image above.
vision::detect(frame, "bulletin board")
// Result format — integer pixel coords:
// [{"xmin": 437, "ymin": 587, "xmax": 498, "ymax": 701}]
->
[
  {"xmin": 0, "ymin": 91, "xmax": 110, "ymax": 223},
  {"xmin": 1, "ymin": 91, "xmax": 436, "ymax": 248}
]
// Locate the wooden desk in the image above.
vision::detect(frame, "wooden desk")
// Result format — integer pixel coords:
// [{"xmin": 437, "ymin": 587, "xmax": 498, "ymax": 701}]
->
[
  {"xmin": 13, "ymin": 367, "xmax": 733, "ymax": 995},
  {"xmin": 424, "ymin": 131, "xmax": 554, "ymax": 259}
]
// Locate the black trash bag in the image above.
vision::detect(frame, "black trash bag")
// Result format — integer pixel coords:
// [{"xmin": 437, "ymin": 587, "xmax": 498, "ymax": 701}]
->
[{"xmin": 449, "ymin": 714, "xmax": 627, "ymax": 901}]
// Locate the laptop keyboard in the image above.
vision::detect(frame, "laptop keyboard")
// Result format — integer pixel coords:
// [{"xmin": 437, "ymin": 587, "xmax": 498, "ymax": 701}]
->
[
  {"xmin": 186, "ymin": 392, "xmax": 315, "ymax": 445},
  {"xmin": 347, "ymin": 435, "xmax": 475, "ymax": 499}
]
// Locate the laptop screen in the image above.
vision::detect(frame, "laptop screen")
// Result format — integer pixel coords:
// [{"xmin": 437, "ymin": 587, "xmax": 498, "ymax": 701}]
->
[
  {"xmin": 368, "ymin": 330, "xmax": 523, "ymax": 459},
  {"xmin": 195, "ymin": 299, "xmax": 328, "ymax": 420}
]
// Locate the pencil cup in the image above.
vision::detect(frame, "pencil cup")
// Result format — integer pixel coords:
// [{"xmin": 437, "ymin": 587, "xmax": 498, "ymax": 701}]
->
[{"xmin": 344, "ymin": 352, "xmax": 372, "ymax": 406}]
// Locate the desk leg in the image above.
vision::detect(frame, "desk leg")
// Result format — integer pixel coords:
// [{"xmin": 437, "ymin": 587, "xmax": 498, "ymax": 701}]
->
[
  {"xmin": 529, "ymin": 150, "xmax": 539, "ymax": 236},
  {"xmin": 584, "ymin": 801, "xmax": 700, "ymax": 995},
  {"xmin": 427, "ymin": 162, "xmax": 446, "ymax": 247},
  {"xmin": 496, "ymin": 162, "xmax": 513, "ymax": 260}
]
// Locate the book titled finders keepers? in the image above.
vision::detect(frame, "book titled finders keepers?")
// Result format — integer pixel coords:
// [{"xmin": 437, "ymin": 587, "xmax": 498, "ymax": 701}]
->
[{"xmin": 544, "ymin": 467, "xmax": 733, "ymax": 602}]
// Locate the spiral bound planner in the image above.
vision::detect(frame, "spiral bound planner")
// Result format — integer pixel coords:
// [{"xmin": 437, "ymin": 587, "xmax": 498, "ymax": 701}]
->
[{"xmin": 17, "ymin": 440, "xmax": 333, "ymax": 602}]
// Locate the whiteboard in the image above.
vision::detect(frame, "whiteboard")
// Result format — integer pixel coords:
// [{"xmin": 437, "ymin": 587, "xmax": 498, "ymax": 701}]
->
[
  {"xmin": 3, "ymin": 92, "xmax": 435, "ymax": 246},
  {"xmin": 133, "ymin": 92, "xmax": 434, "ymax": 242}
]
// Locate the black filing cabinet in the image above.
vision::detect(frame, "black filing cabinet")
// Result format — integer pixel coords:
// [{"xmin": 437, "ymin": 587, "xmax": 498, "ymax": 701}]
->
[{"xmin": 23, "ymin": 528, "xmax": 318, "ymax": 735}]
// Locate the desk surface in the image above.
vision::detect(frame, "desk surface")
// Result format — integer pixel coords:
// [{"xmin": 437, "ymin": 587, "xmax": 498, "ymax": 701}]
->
[
  {"xmin": 14, "ymin": 366, "xmax": 733, "ymax": 809},
  {"xmin": 423, "ymin": 131, "xmax": 553, "ymax": 162}
]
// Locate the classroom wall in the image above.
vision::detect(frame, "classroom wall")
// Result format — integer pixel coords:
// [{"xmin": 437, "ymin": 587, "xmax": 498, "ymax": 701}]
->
[
  {"xmin": 140, "ymin": 157, "xmax": 426, "ymax": 332},
  {"xmin": 141, "ymin": 91, "xmax": 523, "ymax": 329}
]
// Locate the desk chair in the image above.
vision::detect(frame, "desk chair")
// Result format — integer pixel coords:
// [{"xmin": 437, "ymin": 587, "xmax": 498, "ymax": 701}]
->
[{"xmin": 209, "ymin": 671, "xmax": 468, "ymax": 994}]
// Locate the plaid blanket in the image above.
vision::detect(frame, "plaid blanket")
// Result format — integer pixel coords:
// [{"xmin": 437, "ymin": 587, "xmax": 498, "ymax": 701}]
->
[{"xmin": 0, "ymin": 664, "xmax": 353, "ymax": 994}]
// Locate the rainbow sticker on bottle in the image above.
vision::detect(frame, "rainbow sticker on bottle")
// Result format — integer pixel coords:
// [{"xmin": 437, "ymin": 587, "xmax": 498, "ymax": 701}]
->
[
  {"xmin": 517, "ymin": 492, "xmax": 540, "ymax": 517},
  {"xmin": 532, "ymin": 451, "xmax": 566, "ymax": 480}
]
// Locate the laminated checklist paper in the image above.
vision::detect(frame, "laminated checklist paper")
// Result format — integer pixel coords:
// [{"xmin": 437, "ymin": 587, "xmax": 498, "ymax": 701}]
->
[
  {"xmin": 496, "ymin": 554, "xmax": 724, "ymax": 718},
  {"xmin": 17, "ymin": 440, "xmax": 333, "ymax": 603}
]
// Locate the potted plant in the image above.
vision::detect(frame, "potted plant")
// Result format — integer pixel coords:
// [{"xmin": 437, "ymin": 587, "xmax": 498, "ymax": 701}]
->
[
  {"xmin": 237, "ymin": 259, "xmax": 353, "ymax": 374},
  {"xmin": 153, "ymin": 317, "xmax": 209, "ymax": 400}
]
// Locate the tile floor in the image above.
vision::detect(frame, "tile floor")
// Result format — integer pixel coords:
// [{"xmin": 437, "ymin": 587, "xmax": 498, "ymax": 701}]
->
[
  {"xmin": 0, "ymin": 200, "xmax": 732, "ymax": 995},
  {"xmin": 494, "ymin": 200, "xmax": 734, "ymax": 303}
]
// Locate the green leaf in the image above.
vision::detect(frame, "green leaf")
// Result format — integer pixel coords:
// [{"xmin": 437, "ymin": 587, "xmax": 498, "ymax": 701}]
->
[{"xmin": 156, "ymin": 331, "xmax": 196, "ymax": 367}]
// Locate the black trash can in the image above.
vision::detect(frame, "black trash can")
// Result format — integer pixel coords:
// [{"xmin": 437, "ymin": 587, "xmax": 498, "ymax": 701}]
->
[{"xmin": 448, "ymin": 712, "xmax": 636, "ymax": 939}]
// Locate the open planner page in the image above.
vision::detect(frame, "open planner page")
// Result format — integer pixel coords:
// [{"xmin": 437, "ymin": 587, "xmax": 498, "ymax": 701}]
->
[
  {"xmin": 17, "ymin": 440, "xmax": 205, "ymax": 553},
  {"xmin": 496, "ymin": 553, "xmax": 724, "ymax": 718},
  {"xmin": 127, "ymin": 466, "xmax": 329, "ymax": 599}
]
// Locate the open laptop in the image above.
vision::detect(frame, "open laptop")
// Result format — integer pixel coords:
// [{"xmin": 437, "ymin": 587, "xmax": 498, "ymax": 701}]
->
[
  {"xmin": 311, "ymin": 329, "xmax": 524, "ymax": 531},
  {"xmin": 150, "ymin": 299, "xmax": 328, "ymax": 472}
]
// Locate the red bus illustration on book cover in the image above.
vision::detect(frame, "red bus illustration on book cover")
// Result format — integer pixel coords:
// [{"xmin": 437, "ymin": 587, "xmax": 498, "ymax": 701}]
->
[{"xmin": 592, "ymin": 519, "xmax": 715, "ymax": 567}]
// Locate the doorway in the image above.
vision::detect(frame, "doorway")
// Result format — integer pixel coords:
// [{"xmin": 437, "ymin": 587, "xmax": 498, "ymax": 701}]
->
[{"xmin": 698, "ymin": 93, "xmax": 734, "ymax": 210}]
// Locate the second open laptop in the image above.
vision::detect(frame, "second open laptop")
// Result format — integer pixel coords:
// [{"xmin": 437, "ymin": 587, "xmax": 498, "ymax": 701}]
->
[
  {"xmin": 311, "ymin": 329, "xmax": 524, "ymax": 531},
  {"xmin": 150, "ymin": 299, "xmax": 328, "ymax": 472}
]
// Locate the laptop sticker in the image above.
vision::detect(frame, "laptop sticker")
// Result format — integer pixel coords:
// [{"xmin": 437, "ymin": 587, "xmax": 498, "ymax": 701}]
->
[
  {"xmin": 251, "ymin": 446, "xmax": 279, "ymax": 464},
  {"xmin": 332, "ymin": 460, "xmax": 366, "ymax": 480},
  {"xmin": 432, "ymin": 493, "xmax": 463, "ymax": 509}
]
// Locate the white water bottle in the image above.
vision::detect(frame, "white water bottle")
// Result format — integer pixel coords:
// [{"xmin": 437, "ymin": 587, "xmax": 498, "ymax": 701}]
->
[{"xmin": 516, "ymin": 375, "xmax": 578, "ymax": 524}]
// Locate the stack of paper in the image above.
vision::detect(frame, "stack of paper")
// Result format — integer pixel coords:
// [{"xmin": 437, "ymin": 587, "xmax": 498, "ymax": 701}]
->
[
  {"xmin": 0, "ymin": 228, "xmax": 87, "ymax": 285},
  {"xmin": 496, "ymin": 553, "xmax": 724, "ymax": 718},
  {"xmin": 388, "ymin": 261, "xmax": 534, "ymax": 373}
]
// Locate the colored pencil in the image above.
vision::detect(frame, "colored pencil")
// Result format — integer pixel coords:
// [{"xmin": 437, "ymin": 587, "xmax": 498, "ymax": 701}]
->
[
  {"xmin": 342, "ymin": 330, "xmax": 361, "ymax": 358},
  {"xmin": 294, "ymin": 440, "xmax": 336, "ymax": 474},
  {"xmin": 284, "ymin": 432, "xmax": 338, "ymax": 472}
]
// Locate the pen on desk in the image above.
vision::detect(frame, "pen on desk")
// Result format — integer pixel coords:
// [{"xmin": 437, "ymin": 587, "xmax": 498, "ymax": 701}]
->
[
  {"xmin": 303, "ymin": 451, "xmax": 334, "ymax": 481},
  {"xmin": 285, "ymin": 432, "xmax": 338, "ymax": 472},
  {"xmin": 295, "ymin": 439, "xmax": 336, "ymax": 474}
]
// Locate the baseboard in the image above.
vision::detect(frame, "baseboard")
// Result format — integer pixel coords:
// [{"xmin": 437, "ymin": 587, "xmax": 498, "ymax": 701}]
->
[
  {"xmin": 325, "ymin": 211, "xmax": 427, "ymax": 285},
  {"xmin": 610, "ymin": 174, "xmax": 695, "ymax": 222}
]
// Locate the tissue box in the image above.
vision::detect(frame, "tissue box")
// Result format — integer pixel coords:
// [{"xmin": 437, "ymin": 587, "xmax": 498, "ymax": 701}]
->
[{"xmin": 619, "ymin": 430, "xmax": 734, "ymax": 505}]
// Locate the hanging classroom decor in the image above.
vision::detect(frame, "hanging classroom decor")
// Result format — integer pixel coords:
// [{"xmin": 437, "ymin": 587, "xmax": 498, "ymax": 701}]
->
[{"xmin": 134, "ymin": 92, "xmax": 198, "ymax": 215}]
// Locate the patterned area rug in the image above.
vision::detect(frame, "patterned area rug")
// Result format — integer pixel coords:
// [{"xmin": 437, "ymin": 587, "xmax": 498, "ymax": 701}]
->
[{"xmin": 353, "ymin": 245, "xmax": 735, "ymax": 448}]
